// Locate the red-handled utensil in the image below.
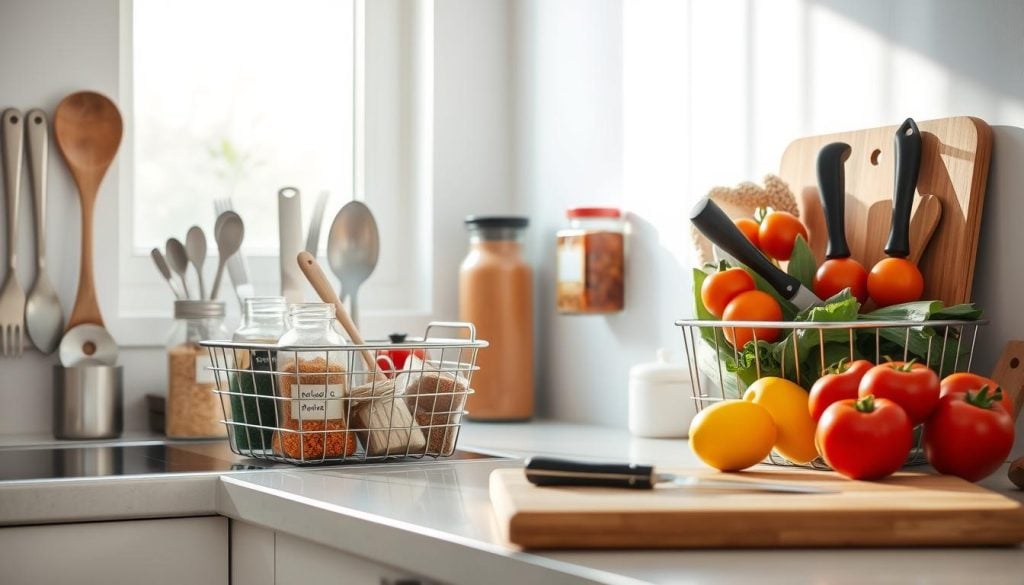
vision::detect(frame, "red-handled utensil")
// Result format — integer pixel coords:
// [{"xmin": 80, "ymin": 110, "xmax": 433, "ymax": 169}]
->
[
  {"xmin": 813, "ymin": 142, "xmax": 868, "ymax": 303},
  {"xmin": 867, "ymin": 118, "xmax": 925, "ymax": 307}
]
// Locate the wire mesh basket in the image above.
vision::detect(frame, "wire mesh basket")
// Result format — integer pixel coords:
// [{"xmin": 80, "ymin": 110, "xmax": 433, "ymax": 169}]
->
[
  {"xmin": 675, "ymin": 317, "xmax": 988, "ymax": 469},
  {"xmin": 200, "ymin": 321, "xmax": 487, "ymax": 465}
]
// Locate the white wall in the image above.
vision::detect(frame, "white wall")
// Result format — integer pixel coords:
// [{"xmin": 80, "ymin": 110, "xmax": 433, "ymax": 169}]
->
[{"xmin": 515, "ymin": 0, "xmax": 1024, "ymax": 427}]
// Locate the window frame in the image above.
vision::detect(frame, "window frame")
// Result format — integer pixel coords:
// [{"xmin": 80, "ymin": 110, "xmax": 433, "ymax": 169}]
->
[{"xmin": 112, "ymin": 0, "xmax": 434, "ymax": 347}]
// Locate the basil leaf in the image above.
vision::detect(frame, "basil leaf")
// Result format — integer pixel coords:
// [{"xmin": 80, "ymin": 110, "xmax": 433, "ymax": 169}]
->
[{"xmin": 786, "ymin": 235, "xmax": 816, "ymax": 291}]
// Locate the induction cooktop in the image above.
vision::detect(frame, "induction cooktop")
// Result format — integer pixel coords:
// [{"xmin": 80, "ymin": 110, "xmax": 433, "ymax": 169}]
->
[{"xmin": 0, "ymin": 441, "xmax": 502, "ymax": 482}]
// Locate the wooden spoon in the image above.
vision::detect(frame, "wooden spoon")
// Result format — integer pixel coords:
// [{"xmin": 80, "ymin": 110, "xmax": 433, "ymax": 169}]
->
[
  {"xmin": 296, "ymin": 250, "xmax": 386, "ymax": 382},
  {"xmin": 54, "ymin": 91, "xmax": 122, "ymax": 364}
]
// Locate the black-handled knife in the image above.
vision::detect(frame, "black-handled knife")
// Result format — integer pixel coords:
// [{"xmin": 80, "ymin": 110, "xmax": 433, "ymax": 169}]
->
[
  {"xmin": 886, "ymin": 118, "xmax": 922, "ymax": 258},
  {"xmin": 689, "ymin": 197, "xmax": 822, "ymax": 310},
  {"xmin": 524, "ymin": 457, "xmax": 836, "ymax": 494}
]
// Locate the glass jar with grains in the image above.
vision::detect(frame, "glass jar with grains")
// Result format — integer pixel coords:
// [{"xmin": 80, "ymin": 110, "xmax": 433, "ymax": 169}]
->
[
  {"xmin": 273, "ymin": 303, "xmax": 358, "ymax": 462},
  {"xmin": 167, "ymin": 300, "xmax": 230, "ymax": 439},
  {"xmin": 230, "ymin": 296, "xmax": 288, "ymax": 454},
  {"xmin": 556, "ymin": 207, "xmax": 625, "ymax": 314}
]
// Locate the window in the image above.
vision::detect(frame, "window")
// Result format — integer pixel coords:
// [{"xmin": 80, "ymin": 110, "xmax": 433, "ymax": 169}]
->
[
  {"xmin": 116, "ymin": 0, "xmax": 432, "ymax": 345},
  {"xmin": 132, "ymin": 0, "xmax": 355, "ymax": 256}
]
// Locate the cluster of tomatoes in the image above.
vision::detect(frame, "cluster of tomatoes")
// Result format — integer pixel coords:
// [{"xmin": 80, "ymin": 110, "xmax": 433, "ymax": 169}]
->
[
  {"xmin": 810, "ymin": 361, "xmax": 1015, "ymax": 481},
  {"xmin": 730, "ymin": 208, "xmax": 924, "ymax": 310},
  {"xmin": 700, "ymin": 267, "xmax": 782, "ymax": 349}
]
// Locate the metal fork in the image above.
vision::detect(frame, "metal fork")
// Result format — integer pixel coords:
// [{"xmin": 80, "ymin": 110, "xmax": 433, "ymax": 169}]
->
[
  {"xmin": 214, "ymin": 197, "xmax": 253, "ymax": 308},
  {"xmin": 0, "ymin": 109, "xmax": 26, "ymax": 356}
]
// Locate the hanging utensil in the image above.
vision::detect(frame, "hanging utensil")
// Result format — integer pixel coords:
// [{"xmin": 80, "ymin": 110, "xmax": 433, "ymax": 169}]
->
[
  {"xmin": 305, "ymin": 189, "xmax": 329, "ymax": 256},
  {"xmin": 210, "ymin": 211, "xmax": 244, "ymax": 300},
  {"xmin": 54, "ymin": 91, "xmax": 122, "ymax": 366},
  {"xmin": 23, "ymin": 109, "xmax": 65, "ymax": 354},
  {"xmin": 867, "ymin": 118, "xmax": 925, "ymax": 307},
  {"xmin": 690, "ymin": 197, "xmax": 822, "ymax": 310},
  {"xmin": 0, "ymin": 108, "xmax": 26, "ymax": 357},
  {"xmin": 278, "ymin": 187, "xmax": 304, "ymax": 304},
  {"xmin": 185, "ymin": 226, "xmax": 208, "ymax": 299},
  {"xmin": 150, "ymin": 248, "xmax": 184, "ymax": 300},
  {"xmin": 214, "ymin": 197, "xmax": 253, "ymax": 308},
  {"xmin": 813, "ymin": 142, "xmax": 868, "ymax": 303},
  {"xmin": 165, "ymin": 238, "xmax": 191, "ymax": 299},
  {"xmin": 524, "ymin": 457, "xmax": 837, "ymax": 494},
  {"xmin": 326, "ymin": 200, "xmax": 380, "ymax": 326}
]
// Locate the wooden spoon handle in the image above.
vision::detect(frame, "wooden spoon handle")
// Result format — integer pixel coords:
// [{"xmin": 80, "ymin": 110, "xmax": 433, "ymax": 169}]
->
[{"xmin": 296, "ymin": 251, "xmax": 383, "ymax": 380}]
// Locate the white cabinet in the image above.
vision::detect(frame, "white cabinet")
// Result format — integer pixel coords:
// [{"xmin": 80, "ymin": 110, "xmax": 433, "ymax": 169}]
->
[
  {"xmin": 231, "ymin": 520, "xmax": 433, "ymax": 585},
  {"xmin": 0, "ymin": 516, "xmax": 229, "ymax": 585}
]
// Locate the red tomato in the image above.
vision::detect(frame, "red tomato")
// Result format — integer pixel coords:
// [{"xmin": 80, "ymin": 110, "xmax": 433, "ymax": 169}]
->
[
  {"xmin": 858, "ymin": 361, "xmax": 940, "ymax": 425},
  {"xmin": 866, "ymin": 257, "xmax": 924, "ymax": 307},
  {"xmin": 700, "ymin": 267, "xmax": 756, "ymax": 318},
  {"xmin": 721, "ymin": 290, "xmax": 782, "ymax": 349},
  {"xmin": 813, "ymin": 258, "xmax": 869, "ymax": 303},
  {"xmin": 816, "ymin": 395, "xmax": 913, "ymax": 480},
  {"xmin": 940, "ymin": 373, "xmax": 1014, "ymax": 417},
  {"xmin": 808, "ymin": 359, "xmax": 873, "ymax": 421},
  {"xmin": 924, "ymin": 388, "xmax": 1015, "ymax": 482},
  {"xmin": 757, "ymin": 211, "xmax": 808, "ymax": 261},
  {"xmin": 735, "ymin": 218, "xmax": 761, "ymax": 249}
]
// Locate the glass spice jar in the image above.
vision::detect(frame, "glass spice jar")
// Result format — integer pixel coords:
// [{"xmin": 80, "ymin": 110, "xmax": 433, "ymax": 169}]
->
[
  {"xmin": 229, "ymin": 296, "xmax": 288, "ymax": 453},
  {"xmin": 556, "ymin": 207, "xmax": 625, "ymax": 314},
  {"xmin": 166, "ymin": 300, "xmax": 230, "ymax": 439},
  {"xmin": 273, "ymin": 303, "xmax": 358, "ymax": 461}
]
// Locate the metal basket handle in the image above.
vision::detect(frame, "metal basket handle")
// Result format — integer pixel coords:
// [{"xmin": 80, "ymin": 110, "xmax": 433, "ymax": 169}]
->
[{"xmin": 424, "ymin": 321, "xmax": 477, "ymax": 342}]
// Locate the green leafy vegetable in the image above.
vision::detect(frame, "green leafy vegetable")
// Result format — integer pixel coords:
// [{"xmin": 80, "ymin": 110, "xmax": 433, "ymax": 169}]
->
[{"xmin": 786, "ymin": 235, "xmax": 816, "ymax": 291}]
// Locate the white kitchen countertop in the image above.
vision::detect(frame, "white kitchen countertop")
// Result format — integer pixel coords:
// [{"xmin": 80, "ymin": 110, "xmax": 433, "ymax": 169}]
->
[{"xmin": 3, "ymin": 421, "xmax": 1024, "ymax": 585}]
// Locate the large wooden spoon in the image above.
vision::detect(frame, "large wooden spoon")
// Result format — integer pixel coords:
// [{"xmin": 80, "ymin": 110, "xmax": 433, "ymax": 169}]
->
[{"xmin": 54, "ymin": 91, "xmax": 122, "ymax": 364}]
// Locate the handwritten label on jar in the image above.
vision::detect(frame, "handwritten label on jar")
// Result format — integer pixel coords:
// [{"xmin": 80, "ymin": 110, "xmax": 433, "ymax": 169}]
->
[
  {"xmin": 291, "ymin": 384, "xmax": 344, "ymax": 420},
  {"xmin": 195, "ymin": 354, "xmax": 216, "ymax": 384}
]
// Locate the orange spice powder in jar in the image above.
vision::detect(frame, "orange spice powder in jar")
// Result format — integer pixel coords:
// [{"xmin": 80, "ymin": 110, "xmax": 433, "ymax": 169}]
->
[
  {"xmin": 272, "ymin": 357, "xmax": 358, "ymax": 461},
  {"xmin": 556, "ymin": 207, "xmax": 625, "ymax": 314}
]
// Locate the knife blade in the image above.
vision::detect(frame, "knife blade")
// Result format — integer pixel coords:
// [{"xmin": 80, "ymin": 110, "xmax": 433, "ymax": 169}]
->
[
  {"xmin": 525, "ymin": 457, "xmax": 836, "ymax": 494},
  {"xmin": 689, "ymin": 197, "xmax": 823, "ymax": 310}
]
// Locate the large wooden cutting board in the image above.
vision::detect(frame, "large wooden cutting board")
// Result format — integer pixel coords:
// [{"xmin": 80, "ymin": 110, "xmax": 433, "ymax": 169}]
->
[
  {"xmin": 490, "ymin": 466, "xmax": 1024, "ymax": 549},
  {"xmin": 779, "ymin": 117, "xmax": 992, "ymax": 305}
]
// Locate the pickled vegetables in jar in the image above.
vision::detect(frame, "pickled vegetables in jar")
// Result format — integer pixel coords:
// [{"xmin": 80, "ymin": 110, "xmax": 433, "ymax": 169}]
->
[{"xmin": 556, "ymin": 207, "xmax": 625, "ymax": 314}]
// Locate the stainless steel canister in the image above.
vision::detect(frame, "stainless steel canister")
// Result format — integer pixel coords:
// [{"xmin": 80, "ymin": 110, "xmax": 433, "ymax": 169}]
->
[{"xmin": 53, "ymin": 363, "xmax": 124, "ymax": 439}]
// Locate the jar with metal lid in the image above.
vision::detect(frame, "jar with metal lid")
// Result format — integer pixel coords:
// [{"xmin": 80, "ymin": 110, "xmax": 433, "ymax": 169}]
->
[
  {"xmin": 166, "ymin": 300, "xmax": 230, "ymax": 439},
  {"xmin": 273, "ymin": 303, "xmax": 358, "ymax": 460},
  {"xmin": 459, "ymin": 216, "xmax": 534, "ymax": 420},
  {"xmin": 229, "ymin": 296, "xmax": 288, "ymax": 452},
  {"xmin": 556, "ymin": 207, "xmax": 625, "ymax": 314}
]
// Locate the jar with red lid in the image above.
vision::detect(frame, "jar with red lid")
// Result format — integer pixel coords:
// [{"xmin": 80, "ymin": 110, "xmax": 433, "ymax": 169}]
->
[{"xmin": 556, "ymin": 207, "xmax": 625, "ymax": 314}]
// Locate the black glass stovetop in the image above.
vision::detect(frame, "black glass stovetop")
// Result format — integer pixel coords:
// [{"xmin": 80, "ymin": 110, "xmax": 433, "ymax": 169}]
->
[
  {"xmin": 0, "ymin": 441, "xmax": 263, "ymax": 482},
  {"xmin": 0, "ymin": 441, "xmax": 502, "ymax": 482}
]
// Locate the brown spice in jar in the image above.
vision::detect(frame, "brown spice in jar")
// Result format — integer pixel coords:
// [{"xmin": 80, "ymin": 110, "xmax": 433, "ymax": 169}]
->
[
  {"xmin": 405, "ymin": 372, "xmax": 469, "ymax": 456},
  {"xmin": 556, "ymin": 230, "xmax": 624, "ymax": 313},
  {"xmin": 273, "ymin": 357, "xmax": 358, "ymax": 461},
  {"xmin": 167, "ymin": 343, "xmax": 227, "ymax": 438}
]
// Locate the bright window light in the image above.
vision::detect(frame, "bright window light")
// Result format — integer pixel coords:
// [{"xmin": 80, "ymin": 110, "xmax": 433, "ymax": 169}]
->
[{"xmin": 132, "ymin": 0, "xmax": 355, "ymax": 255}]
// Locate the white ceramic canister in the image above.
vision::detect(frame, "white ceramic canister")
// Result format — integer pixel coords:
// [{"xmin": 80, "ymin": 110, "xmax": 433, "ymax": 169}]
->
[{"xmin": 628, "ymin": 349, "xmax": 696, "ymax": 438}]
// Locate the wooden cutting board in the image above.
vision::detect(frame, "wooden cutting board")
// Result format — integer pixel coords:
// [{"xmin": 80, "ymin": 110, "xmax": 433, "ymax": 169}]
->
[
  {"xmin": 490, "ymin": 466, "xmax": 1024, "ymax": 549},
  {"xmin": 778, "ymin": 117, "xmax": 992, "ymax": 305}
]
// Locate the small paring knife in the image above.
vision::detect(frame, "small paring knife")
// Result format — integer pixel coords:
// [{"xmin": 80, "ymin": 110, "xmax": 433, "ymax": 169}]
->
[{"xmin": 525, "ymin": 457, "xmax": 837, "ymax": 494}]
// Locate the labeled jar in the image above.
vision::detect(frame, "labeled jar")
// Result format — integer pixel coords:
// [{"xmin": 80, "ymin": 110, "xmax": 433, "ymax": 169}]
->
[
  {"xmin": 459, "ymin": 216, "xmax": 534, "ymax": 420},
  {"xmin": 167, "ymin": 300, "xmax": 230, "ymax": 439},
  {"xmin": 273, "ymin": 303, "xmax": 358, "ymax": 461},
  {"xmin": 556, "ymin": 207, "xmax": 625, "ymax": 314},
  {"xmin": 230, "ymin": 296, "xmax": 288, "ymax": 453}
]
